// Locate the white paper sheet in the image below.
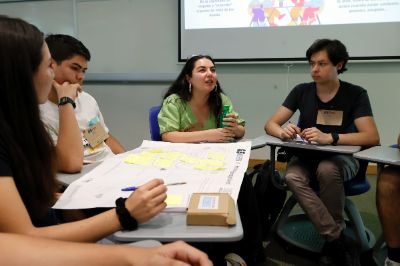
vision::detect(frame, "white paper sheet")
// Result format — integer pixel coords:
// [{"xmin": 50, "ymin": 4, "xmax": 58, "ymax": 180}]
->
[
  {"xmin": 288, "ymin": 134, "xmax": 317, "ymax": 145},
  {"xmin": 54, "ymin": 140, "xmax": 251, "ymax": 211}
]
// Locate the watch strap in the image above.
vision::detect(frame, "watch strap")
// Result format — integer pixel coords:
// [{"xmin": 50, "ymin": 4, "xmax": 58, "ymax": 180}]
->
[
  {"xmin": 58, "ymin": 96, "xmax": 76, "ymax": 109},
  {"xmin": 331, "ymin": 132, "xmax": 339, "ymax": 146}
]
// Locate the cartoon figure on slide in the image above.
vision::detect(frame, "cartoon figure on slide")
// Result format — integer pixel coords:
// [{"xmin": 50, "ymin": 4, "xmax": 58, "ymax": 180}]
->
[
  {"xmin": 249, "ymin": 0, "xmax": 266, "ymax": 26},
  {"xmin": 263, "ymin": 0, "xmax": 286, "ymax": 26},
  {"xmin": 301, "ymin": 0, "xmax": 323, "ymax": 25}
]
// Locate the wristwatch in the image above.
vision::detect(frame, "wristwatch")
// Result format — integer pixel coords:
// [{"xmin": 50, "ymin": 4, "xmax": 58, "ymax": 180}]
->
[
  {"xmin": 58, "ymin": 97, "xmax": 76, "ymax": 109},
  {"xmin": 331, "ymin": 132, "xmax": 339, "ymax": 146}
]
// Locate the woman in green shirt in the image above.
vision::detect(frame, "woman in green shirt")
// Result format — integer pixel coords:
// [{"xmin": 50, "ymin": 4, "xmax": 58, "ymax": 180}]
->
[
  {"xmin": 158, "ymin": 55, "xmax": 264, "ymax": 266},
  {"xmin": 158, "ymin": 55, "xmax": 245, "ymax": 143}
]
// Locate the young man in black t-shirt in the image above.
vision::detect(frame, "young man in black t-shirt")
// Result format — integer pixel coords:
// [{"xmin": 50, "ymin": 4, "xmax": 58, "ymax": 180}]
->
[{"xmin": 265, "ymin": 39, "xmax": 380, "ymax": 266}]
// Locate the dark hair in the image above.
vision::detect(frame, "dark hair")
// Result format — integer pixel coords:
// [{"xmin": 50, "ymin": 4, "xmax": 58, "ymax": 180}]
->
[
  {"xmin": 306, "ymin": 39, "xmax": 349, "ymax": 74},
  {"xmin": 163, "ymin": 55, "xmax": 225, "ymax": 126},
  {"xmin": 45, "ymin": 34, "xmax": 91, "ymax": 64},
  {"xmin": 0, "ymin": 15, "xmax": 57, "ymax": 221}
]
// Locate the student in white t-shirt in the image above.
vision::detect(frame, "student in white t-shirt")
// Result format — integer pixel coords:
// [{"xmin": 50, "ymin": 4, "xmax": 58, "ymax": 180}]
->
[{"xmin": 40, "ymin": 34, "xmax": 125, "ymax": 173}]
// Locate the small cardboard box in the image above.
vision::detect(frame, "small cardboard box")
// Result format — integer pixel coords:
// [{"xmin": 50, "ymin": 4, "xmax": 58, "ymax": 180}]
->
[{"xmin": 186, "ymin": 193, "xmax": 236, "ymax": 226}]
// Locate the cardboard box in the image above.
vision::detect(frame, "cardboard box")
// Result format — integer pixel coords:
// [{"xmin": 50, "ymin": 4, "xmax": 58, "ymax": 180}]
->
[{"xmin": 186, "ymin": 193, "xmax": 236, "ymax": 226}]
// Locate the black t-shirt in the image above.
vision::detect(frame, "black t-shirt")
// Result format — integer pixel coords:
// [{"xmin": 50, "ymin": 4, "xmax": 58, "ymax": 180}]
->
[
  {"xmin": 0, "ymin": 143, "xmax": 12, "ymax": 177},
  {"xmin": 0, "ymin": 143, "xmax": 59, "ymax": 226},
  {"xmin": 283, "ymin": 80, "xmax": 373, "ymax": 134},
  {"xmin": 282, "ymin": 80, "xmax": 373, "ymax": 162}
]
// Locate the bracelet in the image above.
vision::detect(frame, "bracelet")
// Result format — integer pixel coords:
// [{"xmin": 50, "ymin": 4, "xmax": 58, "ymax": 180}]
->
[{"xmin": 115, "ymin": 197, "xmax": 138, "ymax": 230}]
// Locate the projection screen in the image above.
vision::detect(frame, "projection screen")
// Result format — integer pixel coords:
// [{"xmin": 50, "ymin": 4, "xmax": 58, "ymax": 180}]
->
[{"xmin": 179, "ymin": 0, "xmax": 400, "ymax": 62}]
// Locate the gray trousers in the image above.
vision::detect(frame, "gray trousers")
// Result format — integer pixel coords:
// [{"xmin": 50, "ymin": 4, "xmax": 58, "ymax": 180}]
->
[{"xmin": 284, "ymin": 154, "xmax": 359, "ymax": 241}]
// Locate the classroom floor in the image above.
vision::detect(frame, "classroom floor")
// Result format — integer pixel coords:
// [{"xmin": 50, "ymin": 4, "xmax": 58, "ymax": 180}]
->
[{"xmin": 258, "ymin": 174, "xmax": 381, "ymax": 266}]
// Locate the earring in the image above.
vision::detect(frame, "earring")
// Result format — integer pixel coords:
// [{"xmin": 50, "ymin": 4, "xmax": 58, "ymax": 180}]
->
[
  {"xmin": 189, "ymin": 83, "xmax": 192, "ymax": 94},
  {"xmin": 214, "ymin": 85, "xmax": 218, "ymax": 92}
]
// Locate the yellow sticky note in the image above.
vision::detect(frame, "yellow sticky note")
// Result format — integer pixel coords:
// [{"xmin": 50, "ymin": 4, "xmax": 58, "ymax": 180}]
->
[
  {"xmin": 147, "ymin": 149, "xmax": 163, "ymax": 154},
  {"xmin": 194, "ymin": 160, "xmax": 225, "ymax": 171},
  {"xmin": 180, "ymin": 155, "xmax": 200, "ymax": 164},
  {"xmin": 140, "ymin": 151, "xmax": 158, "ymax": 158},
  {"xmin": 165, "ymin": 194, "xmax": 183, "ymax": 206},
  {"xmin": 124, "ymin": 154, "xmax": 154, "ymax": 165},
  {"xmin": 208, "ymin": 151, "xmax": 225, "ymax": 161},
  {"xmin": 160, "ymin": 151, "xmax": 183, "ymax": 160},
  {"xmin": 154, "ymin": 158, "xmax": 174, "ymax": 169}
]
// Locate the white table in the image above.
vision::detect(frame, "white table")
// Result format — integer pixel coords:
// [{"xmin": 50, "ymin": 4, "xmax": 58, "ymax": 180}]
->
[
  {"xmin": 249, "ymin": 135, "xmax": 269, "ymax": 150},
  {"xmin": 57, "ymin": 162, "xmax": 101, "ymax": 186},
  {"xmin": 254, "ymin": 134, "xmax": 361, "ymax": 154},
  {"xmin": 57, "ymin": 162, "xmax": 244, "ymax": 243},
  {"xmin": 252, "ymin": 134, "xmax": 361, "ymax": 176},
  {"xmin": 114, "ymin": 208, "xmax": 243, "ymax": 243},
  {"xmin": 354, "ymin": 146, "xmax": 400, "ymax": 168}
]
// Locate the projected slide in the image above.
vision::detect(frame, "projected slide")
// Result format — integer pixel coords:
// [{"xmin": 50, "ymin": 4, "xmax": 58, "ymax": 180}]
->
[{"xmin": 185, "ymin": 0, "xmax": 400, "ymax": 29}]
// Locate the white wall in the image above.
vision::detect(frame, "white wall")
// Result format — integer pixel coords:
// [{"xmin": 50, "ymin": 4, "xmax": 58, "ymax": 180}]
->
[{"xmin": 3, "ymin": 0, "xmax": 400, "ymax": 159}]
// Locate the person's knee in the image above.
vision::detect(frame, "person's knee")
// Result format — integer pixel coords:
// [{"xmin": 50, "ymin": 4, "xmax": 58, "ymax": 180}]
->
[
  {"xmin": 316, "ymin": 161, "xmax": 340, "ymax": 184},
  {"xmin": 378, "ymin": 167, "xmax": 400, "ymax": 196},
  {"xmin": 285, "ymin": 159, "xmax": 309, "ymax": 188},
  {"xmin": 285, "ymin": 171, "xmax": 307, "ymax": 187}
]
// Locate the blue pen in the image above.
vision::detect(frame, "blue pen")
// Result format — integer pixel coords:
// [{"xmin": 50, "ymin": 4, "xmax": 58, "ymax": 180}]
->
[
  {"xmin": 121, "ymin": 186, "xmax": 138, "ymax": 192},
  {"xmin": 121, "ymin": 182, "xmax": 186, "ymax": 192}
]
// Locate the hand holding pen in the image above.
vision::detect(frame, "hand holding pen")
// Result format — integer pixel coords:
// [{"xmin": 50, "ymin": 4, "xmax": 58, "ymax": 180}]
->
[
  {"xmin": 121, "ymin": 182, "xmax": 187, "ymax": 191},
  {"xmin": 123, "ymin": 179, "xmax": 167, "ymax": 224},
  {"xmin": 281, "ymin": 121, "xmax": 302, "ymax": 140},
  {"xmin": 301, "ymin": 127, "xmax": 332, "ymax": 145}
]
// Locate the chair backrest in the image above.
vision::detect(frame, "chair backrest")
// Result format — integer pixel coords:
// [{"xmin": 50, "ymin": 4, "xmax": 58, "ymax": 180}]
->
[{"xmin": 149, "ymin": 106, "xmax": 162, "ymax": 141}]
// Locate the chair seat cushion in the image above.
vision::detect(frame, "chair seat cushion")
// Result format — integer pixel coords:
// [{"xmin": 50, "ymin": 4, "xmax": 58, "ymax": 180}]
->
[{"xmin": 344, "ymin": 177, "xmax": 370, "ymax": 196}]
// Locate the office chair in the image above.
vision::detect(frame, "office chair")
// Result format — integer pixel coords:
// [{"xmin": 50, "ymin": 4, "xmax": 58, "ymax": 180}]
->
[
  {"xmin": 270, "ymin": 126, "xmax": 375, "ymax": 253},
  {"xmin": 148, "ymin": 105, "xmax": 162, "ymax": 141}
]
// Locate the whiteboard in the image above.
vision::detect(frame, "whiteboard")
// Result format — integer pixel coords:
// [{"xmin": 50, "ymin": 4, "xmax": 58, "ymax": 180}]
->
[{"xmin": 1, "ymin": 0, "xmax": 181, "ymax": 78}]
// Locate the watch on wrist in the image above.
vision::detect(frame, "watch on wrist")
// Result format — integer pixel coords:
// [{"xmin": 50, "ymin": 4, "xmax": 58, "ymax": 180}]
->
[
  {"xmin": 331, "ymin": 132, "xmax": 339, "ymax": 146},
  {"xmin": 58, "ymin": 96, "xmax": 76, "ymax": 109}
]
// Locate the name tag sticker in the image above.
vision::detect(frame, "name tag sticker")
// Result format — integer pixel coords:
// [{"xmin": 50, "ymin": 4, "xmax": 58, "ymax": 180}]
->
[
  {"xmin": 82, "ymin": 122, "xmax": 109, "ymax": 148},
  {"xmin": 316, "ymin": 109, "xmax": 343, "ymax": 126}
]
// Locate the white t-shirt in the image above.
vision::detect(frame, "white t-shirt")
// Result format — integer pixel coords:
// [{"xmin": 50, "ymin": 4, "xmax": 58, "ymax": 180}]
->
[{"xmin": 40, "ymin": 91, "xmax": 114, "ymax": 163}]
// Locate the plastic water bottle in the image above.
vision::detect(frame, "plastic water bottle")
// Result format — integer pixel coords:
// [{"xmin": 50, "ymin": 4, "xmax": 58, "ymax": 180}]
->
[{"xmin": 219, "ymin": 105, "xmax": 230, "ymax": 128}]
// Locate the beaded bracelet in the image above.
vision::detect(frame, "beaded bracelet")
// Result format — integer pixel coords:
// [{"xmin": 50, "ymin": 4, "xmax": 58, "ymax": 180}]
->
[{"xmin": 115, "ymin": 197, "xmax": 138, "ymax": 230}]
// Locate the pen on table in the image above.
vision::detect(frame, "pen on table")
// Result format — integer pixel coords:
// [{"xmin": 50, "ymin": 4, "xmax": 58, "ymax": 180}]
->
[{"xmin": 121, "ymin": 182, "xmax": 187, "ymax": 191}]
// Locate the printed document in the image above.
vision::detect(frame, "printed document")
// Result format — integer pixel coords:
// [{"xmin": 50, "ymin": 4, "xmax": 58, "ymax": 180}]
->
[{"xmin": 54, "ymin": 140, "xmax": 251, "ymax": 211}]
